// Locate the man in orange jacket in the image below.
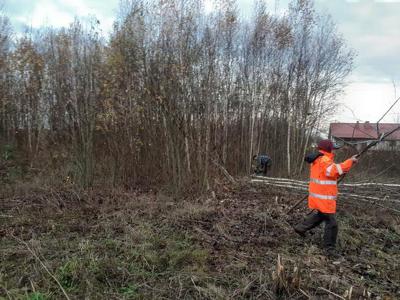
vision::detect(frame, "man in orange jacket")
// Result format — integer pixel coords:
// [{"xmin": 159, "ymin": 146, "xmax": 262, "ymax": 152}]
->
[{"xmin": 294, "ymin": 139, "xmax": 358, "ymax": 258}]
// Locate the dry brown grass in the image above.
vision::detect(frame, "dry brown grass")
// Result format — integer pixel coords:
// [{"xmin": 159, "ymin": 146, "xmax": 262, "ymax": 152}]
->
[{"xmin": 1, "ymin": 181, "xmax": 399, "ymax": 299}]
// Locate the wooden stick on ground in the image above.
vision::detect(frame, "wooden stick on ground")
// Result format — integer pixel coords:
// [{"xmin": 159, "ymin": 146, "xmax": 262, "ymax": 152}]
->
[
  {"xmin": 212, "ymin": 160, "xmax": 236, "ymax": 184},
  {"xmin": 318, "ymin": 287, "xmax": 345, "ymax": 300},
  {"xmin": 287, "ymin": 195, "xmax": 308, "ymax": 214},
  {"xmin": 12, "ymin": 235, "xmax": 71, "ymax": 300}
]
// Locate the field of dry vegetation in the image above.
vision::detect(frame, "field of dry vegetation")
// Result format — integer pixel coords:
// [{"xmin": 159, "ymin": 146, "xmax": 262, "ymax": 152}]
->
[
  {"xmin": 1, "ymin": 180, "xmax": 399, "ymax": 299},
  {"xmin": 1, "ymin": 0, "xmax": 400, "ymax": 299}
]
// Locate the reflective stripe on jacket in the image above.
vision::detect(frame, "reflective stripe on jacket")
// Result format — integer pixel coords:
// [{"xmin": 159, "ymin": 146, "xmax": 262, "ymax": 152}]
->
[{"xmin": 308, "ymin": 150, "xmax": 353, "ymax": 213}]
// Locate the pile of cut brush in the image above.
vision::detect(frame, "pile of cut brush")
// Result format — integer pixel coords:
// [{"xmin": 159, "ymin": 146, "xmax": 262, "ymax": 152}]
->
[
  {"xmin": 1, "ymin": 180, "xmax": 399, "ymax": 299},
  {"xmin": 251, "ymin": 175, "xmax": 400, "ymax": 214}
]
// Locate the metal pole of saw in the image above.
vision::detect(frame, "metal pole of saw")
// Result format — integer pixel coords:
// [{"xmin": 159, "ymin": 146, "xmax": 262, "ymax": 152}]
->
[{"xmin": 286, "ymin": 174, "xmax": 348, "ymax": 215}]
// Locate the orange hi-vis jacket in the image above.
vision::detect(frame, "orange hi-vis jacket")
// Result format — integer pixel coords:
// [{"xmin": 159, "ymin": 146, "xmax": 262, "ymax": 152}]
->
[{"xmin": 308, "ymin": 150, "xmax": 354, "ymax": 213}]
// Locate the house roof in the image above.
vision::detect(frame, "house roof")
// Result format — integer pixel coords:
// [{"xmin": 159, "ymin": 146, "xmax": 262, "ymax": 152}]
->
[{"xmin": 330, "ymin": 122, "xmax": 400, "ymax": 140}]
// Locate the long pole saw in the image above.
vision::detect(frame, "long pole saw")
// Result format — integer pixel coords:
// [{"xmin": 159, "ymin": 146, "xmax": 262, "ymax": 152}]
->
[{"xmin": 286, "ymin": 125, "xmax": 400, "ymax": 215}]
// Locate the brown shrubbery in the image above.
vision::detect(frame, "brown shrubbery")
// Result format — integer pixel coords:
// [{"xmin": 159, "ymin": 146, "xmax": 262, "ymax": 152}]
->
[{"xmin": 0, "ymin": 0, "xmax": 355, "ymax": 191}]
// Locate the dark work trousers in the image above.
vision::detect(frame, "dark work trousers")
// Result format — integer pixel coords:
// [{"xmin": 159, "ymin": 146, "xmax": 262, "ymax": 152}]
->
[
  {"xmin": 263, "ymin": 164, "xmax": 268, "ymax": 176},
  {"xmin": 295, "ymin": 210, "xmax": 338, "ymax": 249}
]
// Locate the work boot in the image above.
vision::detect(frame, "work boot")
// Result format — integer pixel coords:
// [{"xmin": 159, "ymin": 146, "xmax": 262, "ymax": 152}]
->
[
  {"xmin": 293, "ymin": 226, "xmax": 306, "ymax": 238},
  {"xmin": 325, "ymin": 248, "xmax": 343, "ymax": 261}
]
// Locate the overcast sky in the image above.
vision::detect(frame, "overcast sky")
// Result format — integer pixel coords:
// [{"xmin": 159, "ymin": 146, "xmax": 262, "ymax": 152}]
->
[{"xmin": 3, "ymin": 0, "xmax": 400, "ymax": 123}]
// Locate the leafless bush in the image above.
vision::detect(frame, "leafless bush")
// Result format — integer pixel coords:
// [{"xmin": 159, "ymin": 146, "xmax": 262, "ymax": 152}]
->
[{"xmin": 0, "ymin": 0, "xmax": 354, "ymax": 191}]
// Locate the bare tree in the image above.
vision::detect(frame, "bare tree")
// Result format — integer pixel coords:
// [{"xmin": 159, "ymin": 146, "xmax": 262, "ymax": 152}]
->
[{"xmin": 0, "ymin": 0, "xmax": 354, "ymax": 190}]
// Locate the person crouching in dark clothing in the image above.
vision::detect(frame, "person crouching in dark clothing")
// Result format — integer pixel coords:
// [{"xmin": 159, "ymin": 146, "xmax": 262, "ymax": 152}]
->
[{"xmin": 253, "ymin": 154, "xmax": 272, "ymax": 176}]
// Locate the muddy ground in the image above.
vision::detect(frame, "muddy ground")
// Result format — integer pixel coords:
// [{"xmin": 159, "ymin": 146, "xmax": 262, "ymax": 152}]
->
[{"xmin": 1, "ymin": 180, "xmax": 399, "ymax": 299}]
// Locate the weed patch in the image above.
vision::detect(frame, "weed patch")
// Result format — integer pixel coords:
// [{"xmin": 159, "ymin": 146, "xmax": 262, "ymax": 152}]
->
[{"xmin": 1, "ymin": 184, "xmax": 399, "ymax": 299}]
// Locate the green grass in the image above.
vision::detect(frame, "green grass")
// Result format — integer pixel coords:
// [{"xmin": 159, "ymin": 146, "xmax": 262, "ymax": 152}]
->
[
  {"xmin": 0, "ymin": 223, "xmax": 210, "ymax": 299},
  {"xmin": 25, "ymin": 292, "xmax": 48, "ymax": 300},
  {"xmin": 119, "ymin": 284, "xmax": 139, "ymax": 298},
  {"xmin": 57, "ymin": 259, "xmax": 80, "ymax": 291}
]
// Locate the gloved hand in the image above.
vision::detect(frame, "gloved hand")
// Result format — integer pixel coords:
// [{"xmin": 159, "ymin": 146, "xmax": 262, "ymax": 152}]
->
[{"xmin": 350, "ymin": 155, "xmax": 359, "ymax": 163}]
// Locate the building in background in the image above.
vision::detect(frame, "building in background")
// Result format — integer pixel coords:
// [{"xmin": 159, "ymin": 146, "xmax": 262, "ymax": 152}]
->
[{"xmin": 329, "ymin": 122, "xmax": 400, "ymax": 151}]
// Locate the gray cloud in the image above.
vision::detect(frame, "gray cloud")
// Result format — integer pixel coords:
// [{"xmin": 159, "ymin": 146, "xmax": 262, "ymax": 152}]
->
[
  {"xmin": 4, "ymin": 0, "xmax": 35, "ymax": 16},
  {"xmin": 4, "ymin": 0, "xmax": 399, "ymax": 83},
  {"xmin": 314, "ymin": 0, "xmax": 400, "ymax": 82},
  {"xmin": 242, "ymin": 0, "xmax": 400, "ymax": 82},
  {"xmin": 3, "ymin": 0, "xmax": 117, "ymax": 35}
]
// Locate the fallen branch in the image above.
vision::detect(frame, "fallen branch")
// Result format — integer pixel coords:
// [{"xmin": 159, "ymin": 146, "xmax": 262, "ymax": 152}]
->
[
  {"xmin": 252, "ymin": 175, "xmax": 400, "ymax": 188},
  {"xmin": 299, "ymin": 288, "xmax": 311, "ymax": 299},
  {"xmin": 12, "ymin": 235, "xmax": 71, "ymax": 300},
  {"xmin": 346, "ymin": 196, "xmax": 400, "ymax": 214},
  {"xmin": 0, "ymin": 214, "xmax": 13, "ymax": 218},
  {"xmin": 251, "ymin": 177, "xmax": 400, "ymax": 214},
  {"xmin": 191, "ymin": 276, "xmax": 203, "ymax": 296},
  {"xmin": 212, "ymin": 160, "xmax": 236, "ymax": 184},
  {"xmin": 318, "ymin": 287, "xmax": 345, "ymax": 300}
]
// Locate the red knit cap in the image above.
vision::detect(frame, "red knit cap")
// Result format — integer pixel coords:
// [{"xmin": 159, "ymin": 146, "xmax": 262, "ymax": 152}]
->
[{"xmin": 318, "ymin": 139, "xmax": 334, "ymax": 152}]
